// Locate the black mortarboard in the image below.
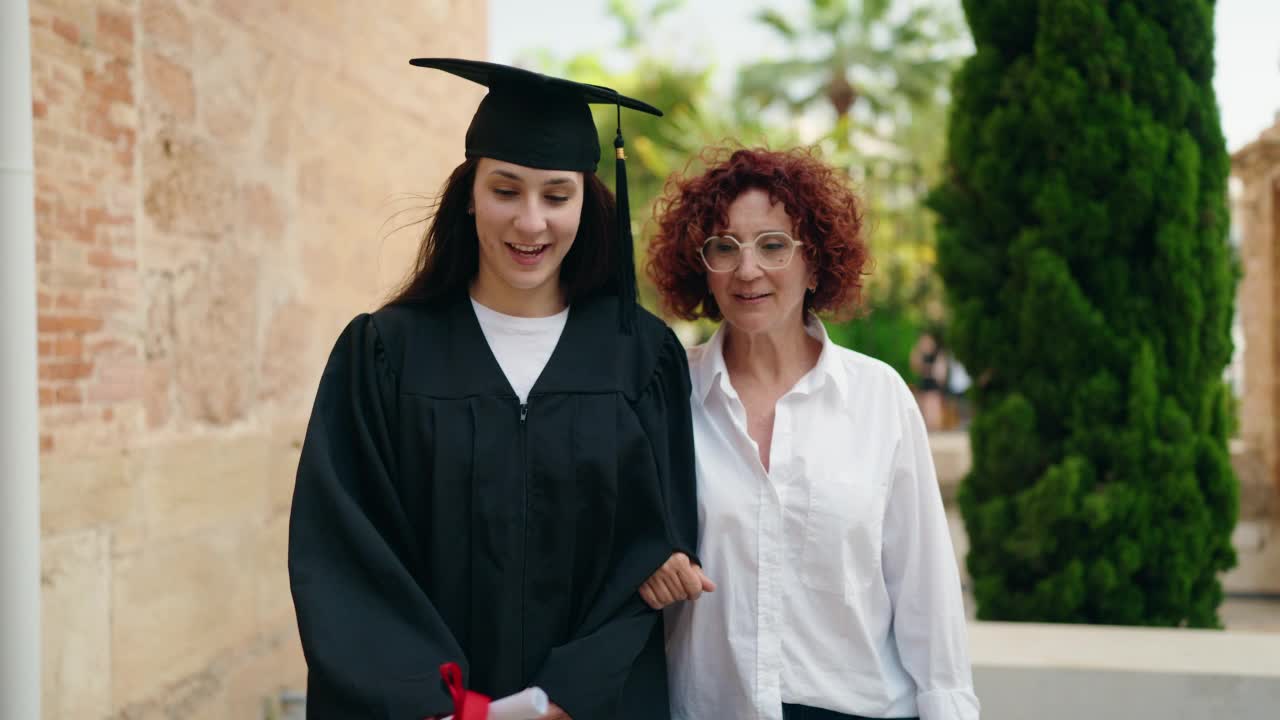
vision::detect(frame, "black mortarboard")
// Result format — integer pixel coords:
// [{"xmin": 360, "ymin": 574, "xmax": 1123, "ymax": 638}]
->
[{"xmin": 409, "ymin": 58, "xmax": 662, "ymax": 332}]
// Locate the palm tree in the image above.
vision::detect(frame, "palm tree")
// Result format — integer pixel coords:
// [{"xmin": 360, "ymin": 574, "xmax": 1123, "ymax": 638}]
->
[
  {"xmin": 735, "ymin": 1, "xmax": 967, "ymax": 374},
  {"xmin": 519, "ymin": 0, "xmax": 803, "ymax": 334},
  {"xmin": 737, "ymin": 0, "xmax": 962, "ymax": 151}
]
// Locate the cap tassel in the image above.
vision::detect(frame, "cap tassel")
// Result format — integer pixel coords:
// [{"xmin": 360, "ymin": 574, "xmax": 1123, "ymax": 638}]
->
[{"xmin": 613, "ymin": 107, "xmax": 637, "ymax": 334}]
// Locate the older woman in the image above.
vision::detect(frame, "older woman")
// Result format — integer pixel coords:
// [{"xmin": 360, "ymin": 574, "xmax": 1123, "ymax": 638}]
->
[{"xmin": 645, "ymin": 148, "xmax": 979, "ymax": 720}]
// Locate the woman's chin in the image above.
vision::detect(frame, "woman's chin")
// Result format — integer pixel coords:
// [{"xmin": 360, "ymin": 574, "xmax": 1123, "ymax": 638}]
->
[
  {"xmin": 722, "ymin": 304, "xmax": 807, "ymax": 336},
  {"xmin": 503, "ymin": 274, "xmax": 554, "ymax": 294},
  {"xmin": 724, "ymin": 312, "xmax": 775, "ymax": 335},
  {"xmin": 493, "ymin": 258, "xmax": 560, "ymax": 290}
]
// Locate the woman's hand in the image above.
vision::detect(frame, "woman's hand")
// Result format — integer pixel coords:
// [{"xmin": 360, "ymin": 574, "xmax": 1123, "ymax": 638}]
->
[{"xmin": 638, "ymin": 552, "xmax": 716, "ymax": 609}]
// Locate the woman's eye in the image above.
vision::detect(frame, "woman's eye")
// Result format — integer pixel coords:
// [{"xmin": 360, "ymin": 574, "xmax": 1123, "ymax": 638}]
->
[
  {"xmin": 493, "ymin": 188, "xmax": 518, "ymax": 198},
  {"xmin": 546, "ymin": 195, "xmax": 570, "ymax": 204}
]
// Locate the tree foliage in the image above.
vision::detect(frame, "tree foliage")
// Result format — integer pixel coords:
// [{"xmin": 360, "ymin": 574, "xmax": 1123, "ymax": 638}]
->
[
  {"xmin": 521, "ymin": 1, "xmax": 965, "ymax": 367},
  {"xmin": 730, "ymin": 0, "xmax": 964, "ymax": 372},
  {"xmin": 931, "ymin": 0, "xmax": 1238, "ymax": 625}
]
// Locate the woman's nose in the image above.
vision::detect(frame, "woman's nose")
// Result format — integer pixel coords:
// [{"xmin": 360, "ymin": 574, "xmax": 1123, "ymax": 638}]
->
[
  {"xmin": 734, "ymin": 247, "xmax": 764, "ymax": 280},
  {"xmin": 513, "ymin": 201, "xmax": 547, "ymax": 235}
]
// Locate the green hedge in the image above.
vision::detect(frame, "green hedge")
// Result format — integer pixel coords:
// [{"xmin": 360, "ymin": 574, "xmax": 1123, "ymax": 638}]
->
[
  {"xmin": 930, "ymin": 0, "xmax": 1238, "ymax": 626},
  {"xmin": 825, "ymin": 307, "xmax": 922, "ymax": 386}
]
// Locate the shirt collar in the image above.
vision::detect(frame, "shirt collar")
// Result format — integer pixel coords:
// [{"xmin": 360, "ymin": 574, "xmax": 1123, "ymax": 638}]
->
[
  {"xmin": 690, "ymin": 322, "xmax": 732, "ymax": 406},
  {"xmin": 796, "ymin": 316, "xmax": 850, "ymax": 397},
  {"xmin": 690, "ymin": 314, "xmax": 848, "ymax": 406}
]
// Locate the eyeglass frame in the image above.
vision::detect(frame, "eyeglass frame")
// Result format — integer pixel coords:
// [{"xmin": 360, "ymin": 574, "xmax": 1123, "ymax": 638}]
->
[{"xmin": 698, "ymin": 231, "xmax": 805, "ymax": 273}]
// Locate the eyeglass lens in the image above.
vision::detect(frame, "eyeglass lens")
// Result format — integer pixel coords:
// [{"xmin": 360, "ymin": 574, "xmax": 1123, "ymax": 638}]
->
[{"xmin": 701, "ymin": 232, "xmax": 796, "ymax": 271}]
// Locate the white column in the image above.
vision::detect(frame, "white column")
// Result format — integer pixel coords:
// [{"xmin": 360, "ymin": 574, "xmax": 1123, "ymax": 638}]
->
[{"xmin": 0, "ymin": 0, "xmax": 42, "ymax": 718}]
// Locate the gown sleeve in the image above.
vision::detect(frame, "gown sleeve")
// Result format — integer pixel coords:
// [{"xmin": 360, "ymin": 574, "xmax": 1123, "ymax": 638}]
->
[
  {"xmin": 532, "ymin": 327, "xmax": 700, "ymax": 720},
  {"xmin": 288, "ymin": 313, "xmax": 463, "ymax": 719},
  {"xmin": 633, "ymin": 327, "xmax": 700, "ymax": 565}
]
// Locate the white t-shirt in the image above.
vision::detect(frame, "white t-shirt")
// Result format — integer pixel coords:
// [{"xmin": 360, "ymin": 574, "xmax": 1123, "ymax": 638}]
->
[{"xmin": 470, "ymin": 297, "xmax": 569, "ymax": 403}]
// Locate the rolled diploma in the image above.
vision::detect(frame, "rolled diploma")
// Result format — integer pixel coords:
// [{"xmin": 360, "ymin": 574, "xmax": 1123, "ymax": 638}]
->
[{"xmin": 441, "ymin": 686, "xmax": 549, "ymax": 720}]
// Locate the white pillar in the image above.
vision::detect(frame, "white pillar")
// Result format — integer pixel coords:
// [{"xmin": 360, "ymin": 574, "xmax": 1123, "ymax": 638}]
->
[{"xmin": 0, "ymin": 0, "xmax": 42, "ymax": 718}]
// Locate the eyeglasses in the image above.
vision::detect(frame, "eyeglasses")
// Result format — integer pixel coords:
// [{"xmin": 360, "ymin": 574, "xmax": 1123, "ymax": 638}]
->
[{"xmin": 699, "ymin": 231, "xmax": 802, "ymax": 273}]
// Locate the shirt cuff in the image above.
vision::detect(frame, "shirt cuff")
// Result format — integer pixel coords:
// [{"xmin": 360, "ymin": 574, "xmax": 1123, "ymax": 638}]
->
[{"xmin": 917, "ymin": 687, "xmax": 981, "ymax": 720}]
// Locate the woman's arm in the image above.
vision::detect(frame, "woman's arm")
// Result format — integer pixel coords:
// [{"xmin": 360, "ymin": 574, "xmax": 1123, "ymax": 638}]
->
[
  {"xmin": 881, "ymin": 379, "xmax": 981, "ymax": 720},
  {"xmin": 636, "ymin": 327, "xmax": 713, "ymax": 610},
  {"xmin": 290, "ymin": 314, "xmax": 464, "ymax": 719},
  {"xmin": 533, "ymin": 326, "xmax": 702, "ymax": 718}
]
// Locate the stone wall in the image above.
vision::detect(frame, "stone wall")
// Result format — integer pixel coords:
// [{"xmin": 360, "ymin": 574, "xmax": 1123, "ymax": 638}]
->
[
  {"xmin": 1231, "ymin": 118, "xmax": 1280, "ymax": 503},
  {"xmin": 30, "ymin": 1, "xmax": 486, "ymax": 717}
]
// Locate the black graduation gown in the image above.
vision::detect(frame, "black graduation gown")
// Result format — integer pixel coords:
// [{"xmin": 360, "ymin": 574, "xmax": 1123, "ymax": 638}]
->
[{"xmin": 288, "ymin": 293, "xmax": 699, "ymax": 720}]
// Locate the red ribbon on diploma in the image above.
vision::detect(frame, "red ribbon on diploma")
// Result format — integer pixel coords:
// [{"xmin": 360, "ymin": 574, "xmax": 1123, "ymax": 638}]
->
[{"xmin": 439, "ymin": 662, "xmax": 491, "ymax": 720}]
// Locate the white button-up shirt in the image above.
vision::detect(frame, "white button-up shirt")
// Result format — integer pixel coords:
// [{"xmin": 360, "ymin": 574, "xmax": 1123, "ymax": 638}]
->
[{"xmin": 666, "ymin": 320, "xmax": 980, "ymax": 720}]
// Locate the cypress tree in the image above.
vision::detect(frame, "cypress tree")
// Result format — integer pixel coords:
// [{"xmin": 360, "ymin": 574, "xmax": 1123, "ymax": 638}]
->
[{"xmin": 930, "ymin": 0, "xmax": 1238, "ymax": 626}]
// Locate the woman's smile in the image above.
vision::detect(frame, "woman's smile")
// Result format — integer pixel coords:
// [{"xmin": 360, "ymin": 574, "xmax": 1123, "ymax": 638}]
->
[
  {"xmin": 732, "ymin": 290, "xmax": 773, "ymax": 304},
  {"xmin": 505, "ymin": 241, "xmax": 552, "ymax": 265}
]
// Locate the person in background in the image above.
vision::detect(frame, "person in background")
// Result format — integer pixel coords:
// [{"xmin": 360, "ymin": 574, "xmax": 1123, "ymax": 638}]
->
[
  {"xmin": 910, "ymin": 331, "xmax": 948, "ymax": 431},
  {"xmin": 943, "ymin": 351, "xmax": 972, "ymax": 430}
]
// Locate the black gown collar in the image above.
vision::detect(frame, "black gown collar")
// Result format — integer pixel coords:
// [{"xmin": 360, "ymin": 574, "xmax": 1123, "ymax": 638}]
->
[{"xmin": 422, "ymin": 293, "xmax": 622, "ymax": 400}]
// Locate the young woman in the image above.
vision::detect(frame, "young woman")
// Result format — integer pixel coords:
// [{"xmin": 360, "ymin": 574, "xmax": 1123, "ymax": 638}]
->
[
  {"xmin": 648, "ymin": 147, "xmax": 979, "ymax": 720},
  {"xmin": 288, "ymin": 59, "xmax": 699, "ymax": 720}
]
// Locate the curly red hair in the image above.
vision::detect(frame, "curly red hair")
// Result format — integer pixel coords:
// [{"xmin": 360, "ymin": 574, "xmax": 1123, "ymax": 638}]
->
[{"xmin": 647, "ymin": 146, "xmax": 868, "ymax": 322}]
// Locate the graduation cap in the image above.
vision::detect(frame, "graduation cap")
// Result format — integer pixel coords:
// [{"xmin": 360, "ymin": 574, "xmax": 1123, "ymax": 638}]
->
[{"xmin": 409, "ymin": 57, "xmax": 663, "ymax": 332}]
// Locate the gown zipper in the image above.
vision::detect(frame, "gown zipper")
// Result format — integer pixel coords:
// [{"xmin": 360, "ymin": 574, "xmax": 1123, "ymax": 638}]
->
[{"xmin": 518, "ymin": 400, "xmax": 529, "ymax": 676}]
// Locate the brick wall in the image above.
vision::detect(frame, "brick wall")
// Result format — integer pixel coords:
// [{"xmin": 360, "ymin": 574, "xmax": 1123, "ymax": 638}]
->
[
  {"xmin": 31, "ymin": 1, "xmax": 486, "ymax": 717},
  {"xmin": 33, "ymin": 1, "xmax": 140, "ymax": 454}
]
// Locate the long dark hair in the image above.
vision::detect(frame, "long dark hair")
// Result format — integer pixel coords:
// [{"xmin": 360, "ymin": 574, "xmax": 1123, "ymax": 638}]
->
[{"xmin": 384, "ymin": 158, "xmax": 617, "ymax": 308}]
